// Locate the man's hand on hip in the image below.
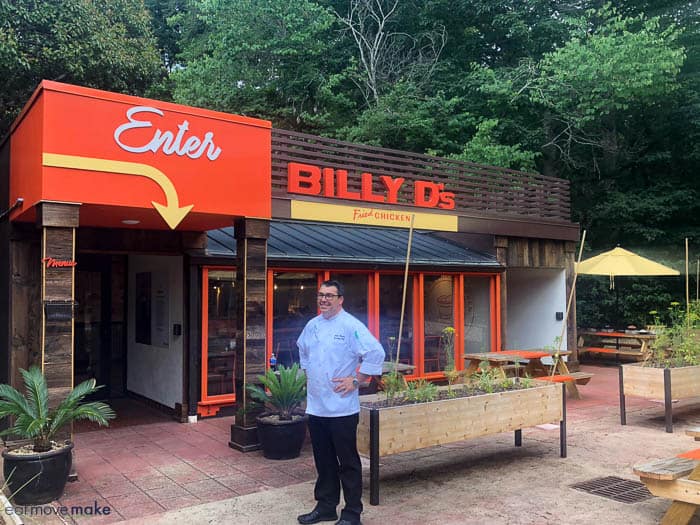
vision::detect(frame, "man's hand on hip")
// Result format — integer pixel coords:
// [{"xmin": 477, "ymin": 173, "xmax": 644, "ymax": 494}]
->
[{"xmin": 332, "ymin": 376, "xmax": 358, "ymax": 395}]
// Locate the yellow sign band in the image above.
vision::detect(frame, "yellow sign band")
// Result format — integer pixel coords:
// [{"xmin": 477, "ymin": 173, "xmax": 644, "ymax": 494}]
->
[{"xmin": 290, "ymin": 200, "xmax": 458, "ymax": 232}]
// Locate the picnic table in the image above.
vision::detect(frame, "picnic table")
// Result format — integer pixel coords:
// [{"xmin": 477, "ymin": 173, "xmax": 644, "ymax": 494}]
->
[
  {"xmin": 361, "ymin": 361, "xmax": 415, "ymax": 394},
  {"xmin": 381, "ymin": 361, "xmax": 415, "ymax": 375},
  {"xmin": 463, "ymin": 350, "xmax": 591, "ymax": 399},
  {"xmin": 634, "ymin": 427, "xmax": 700, "ymax": 524},
  {"xmin": 578, "ymin": 330, "xmax": 656, "ymax": 361}
]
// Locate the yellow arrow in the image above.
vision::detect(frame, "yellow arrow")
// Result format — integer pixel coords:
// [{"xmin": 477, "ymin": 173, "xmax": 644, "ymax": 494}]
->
[{"xmin": 42, "ymin": 153, "xmax": 194, "ymax": 229}]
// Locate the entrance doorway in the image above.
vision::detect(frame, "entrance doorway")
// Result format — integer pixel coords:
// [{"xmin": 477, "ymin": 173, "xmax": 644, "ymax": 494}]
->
[{"xmin": 74, "ymin": 254, "xmax": 127, "ymax": 400}]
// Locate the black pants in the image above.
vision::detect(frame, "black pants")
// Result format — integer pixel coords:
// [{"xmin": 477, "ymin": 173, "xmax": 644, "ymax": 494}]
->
[{"xmin": 308, "ymin": 413, "xmax": 362, "ymax": 522}]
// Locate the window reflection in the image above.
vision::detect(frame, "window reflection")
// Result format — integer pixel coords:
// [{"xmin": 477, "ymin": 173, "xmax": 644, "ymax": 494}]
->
[
  {"xmin": 330, "ymin": 273, "xmax": 368, "ymax": 326},
  {"xmin": 206, "ymin": 270, "xmax": 236, "ymax": 396},
  {"xmin": 379, "ymin": 275, "xmax": 413, "ymax": 365},
  {"xmin": 464, "ymin": 276, "xmax": 491, "ymax": 353},
  {"xmin": 423, "ymin": 275, "xmax": 454, "ymax": 373},
  {"xmin": 272, "ymin": 272, "xmax": 317, "ymax": 367}
]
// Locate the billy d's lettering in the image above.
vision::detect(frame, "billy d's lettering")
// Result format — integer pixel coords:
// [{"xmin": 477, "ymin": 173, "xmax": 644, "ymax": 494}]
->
[
  {"xmin": 287, "ymin": 162, "xmax": 455, "ymax": 210},
  {"xmin": 114, "ymin": 106, "xmax": 222, "ymax": 161}
]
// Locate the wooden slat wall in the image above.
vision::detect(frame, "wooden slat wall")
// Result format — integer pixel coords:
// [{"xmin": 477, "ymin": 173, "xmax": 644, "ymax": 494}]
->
[
  {"xmin": 503, "ymin": 238, "xmax": 570, "ymax": 269},
  {"xmin": 9, "ymin": 225, "xmax": 42, "ymax": 389},
  {"xmin": 272, "ymin": 129, "xmax": 571, "ymax": 222}
]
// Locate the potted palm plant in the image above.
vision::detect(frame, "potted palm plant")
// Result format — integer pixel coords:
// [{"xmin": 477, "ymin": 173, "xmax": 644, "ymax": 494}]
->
[
  {"xmin": 246, "ymin": 363, "xmax": 307, "ymax": 460},
  {"xmin": 0, "ymin": 366, "xmax": 115, "ymax": 504}
]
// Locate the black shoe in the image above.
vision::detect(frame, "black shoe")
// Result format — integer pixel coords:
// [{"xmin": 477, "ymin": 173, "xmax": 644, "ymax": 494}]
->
[
  {"xmin": 334, "ymin": 519, "xmax": 362, "ymax": 525},
  {"xmin": 297, "ymin": 508, "xmax": 338, "ymax": 524}
]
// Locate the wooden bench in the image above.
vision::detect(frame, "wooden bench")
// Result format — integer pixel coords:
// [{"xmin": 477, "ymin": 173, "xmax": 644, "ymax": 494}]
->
[
  {"xmin": 579, "ymin": 346, "xmax": 645, "ymax": 357},
  {"xmin": 634, "ymin": 429, "xmax": 700, "ymax": 524},
  {"xmin": 687, "ymin": 427, "xmax": 700, "ymax": 441},
  {"xmin": 535, "ymin": 372, "xmax": 593, "ymax": 400},
  {"xmin": 536, "ymin": 371, "xmax": 593, "ymax": 385}
]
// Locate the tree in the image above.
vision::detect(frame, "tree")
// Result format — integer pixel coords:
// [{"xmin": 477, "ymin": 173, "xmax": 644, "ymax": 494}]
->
[
  {"xmin": 0, "ymin": 0, "xmax": 163, "ymax": 137},
  {"xmin": 450, "ymin": 118, "xmax": 538, "ymax": 171},
  {"xmin": 331, "ymin": 0, "xmax": 445, "ymax": 105},
  {"xmin": 170, "ymin": 0, "xmax": 343, "ymax": 131}
]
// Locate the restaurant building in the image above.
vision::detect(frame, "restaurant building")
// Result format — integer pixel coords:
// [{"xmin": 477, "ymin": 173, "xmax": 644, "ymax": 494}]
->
[{"xmin": 0, "ymin": 82, "xmax": 579, "ymax": 437}]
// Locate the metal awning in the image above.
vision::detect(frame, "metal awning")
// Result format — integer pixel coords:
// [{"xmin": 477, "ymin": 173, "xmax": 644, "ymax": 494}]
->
[{"xmin": 206, "ymin": 220, "xmax": 500, "ymax": 269}]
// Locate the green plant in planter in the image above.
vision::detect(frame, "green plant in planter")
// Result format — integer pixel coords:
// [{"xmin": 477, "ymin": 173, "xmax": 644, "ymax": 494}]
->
[
  {"xmin": 470, "ymin": 360, "xmax": 501, "ymax": 393},
  {"xmin": 0, "ymin": 366, "xmax": 115, "ymax": 505},
  {"xmin": 406, "ymin": 379, "xmax": 438, "ymax": 403},
  {"xmin": 380, "ymin": 370, "xmax": 405, "ymax": 406},
  {"xmin": 440, "ymin": 326, "xmax": 456, "ymax": 371},
  {"xmin": 246, "ymin": 363, "xmax": 306, "ymax": 420},
  {"xmin": 0, "ymin": 367, "xmax": 115, "ymax": 452},
  {"xmin": 245, "ymin": 364, "xmax": 308, "ymax": 460},
  {"xmin": 649, "ymin": 301, "xmax": 700, "ymax": 367}
]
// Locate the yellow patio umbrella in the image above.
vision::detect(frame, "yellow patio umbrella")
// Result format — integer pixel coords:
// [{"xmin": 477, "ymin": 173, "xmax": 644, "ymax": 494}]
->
[{"xmin": 576, "ymin": 247, "xmax": 680, "ymax": 289}]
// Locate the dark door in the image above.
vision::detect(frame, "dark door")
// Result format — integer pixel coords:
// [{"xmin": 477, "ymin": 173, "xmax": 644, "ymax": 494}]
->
[{"xmin": 74, "ymin": 254, "xmax": 126, "ymax": 400}]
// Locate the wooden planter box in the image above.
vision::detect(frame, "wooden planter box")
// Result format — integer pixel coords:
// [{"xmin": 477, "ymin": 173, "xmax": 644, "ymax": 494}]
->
[
  {"xmin": 358, "ymin": 381, "xmax": 566, "ymax": 504},
  {"xmin": 619, "ymin": 363, "xmax": 700, "ymax": 433}
]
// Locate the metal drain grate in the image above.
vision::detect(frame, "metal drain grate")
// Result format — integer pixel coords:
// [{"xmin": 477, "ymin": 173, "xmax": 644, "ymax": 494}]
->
[{"xmin": 570, "ymin": 476, "xmax": 654, "ymax": 504}]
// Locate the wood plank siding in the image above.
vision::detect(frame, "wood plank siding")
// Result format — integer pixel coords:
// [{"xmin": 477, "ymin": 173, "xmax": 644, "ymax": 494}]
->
[{"xmin": 271, "ymin": 129, "xmax": 574, "ymax": 232}]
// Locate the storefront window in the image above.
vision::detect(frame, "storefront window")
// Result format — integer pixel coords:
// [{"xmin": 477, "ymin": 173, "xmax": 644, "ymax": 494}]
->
[
  {"xmin": 423, "ymin": 275, "xmax": 454, "ymax": 373},
  {"xmin": 272, "ymin": 272, "xmax": 318, "ymax": 366},
  {"xmin": 379, "ymin": 274, "xmax": 414, "ymax": 365},
  {"xmin": 464, "ymin": 276, "xmax": 492, "ymax": 353},
  {"xmin": 206, "ymin": 270, "xmax": 236, "ymax": 397},
  {"xmin": 330, "ymin": 273, "xmax": 368, "ymax": 326}
]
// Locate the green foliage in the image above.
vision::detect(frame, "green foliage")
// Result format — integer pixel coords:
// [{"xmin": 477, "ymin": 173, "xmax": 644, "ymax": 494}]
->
[
  {"xmin": 339, "ymin": 81, "xmax": 470, "ymax": 153},
  {"xmin": 449, "ymin": 118, "xmax": 539, "ymax": 170},
  {"xmin": 469, "ymin": 360, "xmax": 501, "ymax": 394},
  {"xmin": 380, "ymin": 370, "xmax": 405, "ymax": 407},
  {"xmin": 438, "ymin": 325, "xmax": 463, "ymax": 396},
  {"xmin": 534, "ymin": 7, "xmax": 685, "ymax": 127},
  {"xmin": 0, "ymin": 0, "xmax": 163, "ymax": 136},
  {"xmin": 519, "ymin": 375, "xmax": 534, "ymax": 389},
  {"xmin": 0, "ymin": 367, "xmax": 115, "ymax": 453},
  {"xmin": 405, "ymin": 379, "xmax": 438, "ymax": 403},
  {"xmin": 440, "ymin": 326, "xmax": 456, "ymax": 371},
  {"xmin": 171, "ymin": 0, "xmax": 340, "ymax": 130},
  {"xmin": 649, "ymin": 301, "xmax": 700, "ymax": 367},
  {"xmin": 577, "ymin": 272, "xmax": 681, "ymax": 329},
  {"xmin": 246, "ymin": 363, "xmax": 307, "ymax": 420}
]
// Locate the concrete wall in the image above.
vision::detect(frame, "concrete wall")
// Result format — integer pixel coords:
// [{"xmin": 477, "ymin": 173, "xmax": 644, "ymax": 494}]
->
[
  {"xmin": 506, "ymin": 268, "xmax": 567, "ymax": 351},
  {"xmin": 127, "ymin": 254, "xmax": 183, "ymax": 408}
]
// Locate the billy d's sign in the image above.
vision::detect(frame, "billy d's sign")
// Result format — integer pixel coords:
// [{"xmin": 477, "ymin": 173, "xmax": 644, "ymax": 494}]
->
[{"xmin": 287, "ymin": 162, "xmax": 455, "ymax": 210}]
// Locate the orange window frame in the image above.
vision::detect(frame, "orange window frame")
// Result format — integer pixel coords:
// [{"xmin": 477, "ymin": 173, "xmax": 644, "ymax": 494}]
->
[
  {"xmin": 263, "ymin": 268, "xmax": 501, "ymax": 381},
  {"xmin": 198, "ymin": 266, "xmax": 236, "ymax": 416}
]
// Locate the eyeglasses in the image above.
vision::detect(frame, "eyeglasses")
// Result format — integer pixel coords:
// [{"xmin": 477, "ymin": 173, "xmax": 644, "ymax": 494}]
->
[{"xmin": 317, "ymin": 293, "xmax": 340, "ymax": 300}]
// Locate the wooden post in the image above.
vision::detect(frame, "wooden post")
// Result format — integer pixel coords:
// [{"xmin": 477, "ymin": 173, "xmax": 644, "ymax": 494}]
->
[
  {"xmin": 494, "ymin": 237, "xmax": 508, "ymax": 349},
  {"xmin": 36, "ymin": 202, "xmax": 79, "ymax": 412},
  {"xmin": 560, "ymin": 382, "xmax": 567, "ymax": 458},
  {"xmin": 665, "ymin": 367, "xmax": 673, "ymax": 433},
  {"xmin": 369, "ymin": 408, "xmax": 380, "ymax": 506},
  {"xmin": 229, "ymin": 217, "xmax": 269, "ymax": 452},
  {"xmin": 395, "ymin": 214, "xmax": 414, "ymax": 366},
  {"xmin": 619, "ymin": 366, "xmax": 627, "ymax": 425}
]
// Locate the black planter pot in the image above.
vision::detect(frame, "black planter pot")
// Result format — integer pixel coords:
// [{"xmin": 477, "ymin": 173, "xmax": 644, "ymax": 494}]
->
[
  {"xmin": 2, "ymin": 442, "xmax": 74, "ymax": 505},
  {"xmin": 256, "ymin": 414, "xmax": 308, "ymax": 460}
]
